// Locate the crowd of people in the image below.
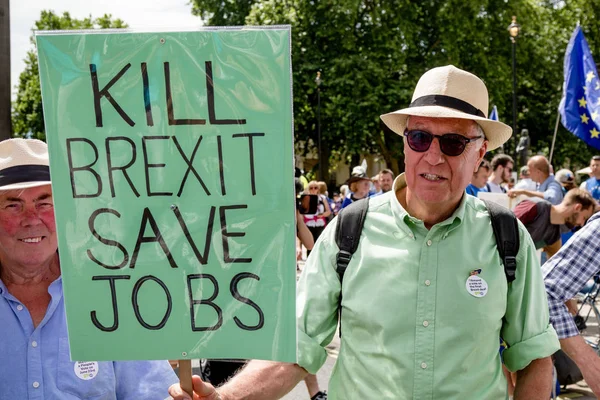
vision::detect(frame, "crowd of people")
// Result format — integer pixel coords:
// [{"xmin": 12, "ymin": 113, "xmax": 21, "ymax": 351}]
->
[{"xmin": 6, "ymin": 64, "xmax": 600, "ymax": 400}]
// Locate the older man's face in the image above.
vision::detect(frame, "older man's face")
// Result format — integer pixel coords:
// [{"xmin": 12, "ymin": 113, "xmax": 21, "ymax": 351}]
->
[
  {"xmin": 404, "ymin": 116, "xmax": 487, "ymax": 208},
  {"xmin": 0, "ymin": 185, "xmax": 57, "ymax": 270}
]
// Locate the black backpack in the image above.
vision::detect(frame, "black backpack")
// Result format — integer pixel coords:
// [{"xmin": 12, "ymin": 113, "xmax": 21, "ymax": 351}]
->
[{"xmin": 335, "ymin": 198, "xmax": 519, "ymax": 333}]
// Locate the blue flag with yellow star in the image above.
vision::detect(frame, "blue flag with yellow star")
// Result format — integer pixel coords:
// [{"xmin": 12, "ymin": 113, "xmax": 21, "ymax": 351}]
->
[{"xmin": 559, "ymin": 26, "xmax": 600, "ymax": 149}]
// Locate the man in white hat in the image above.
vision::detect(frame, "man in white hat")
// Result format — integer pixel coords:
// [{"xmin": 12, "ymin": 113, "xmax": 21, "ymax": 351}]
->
[
  {"xmin": 0, "ymin": 139, "xmax": 178, "ymax": 399},
  {"xmin": 340, "ymin": 165, "xmax": 371, "ymax": 208},
  {"xmin": 170, "ymin": 66, "xmax": 559, "ymax": 399}
]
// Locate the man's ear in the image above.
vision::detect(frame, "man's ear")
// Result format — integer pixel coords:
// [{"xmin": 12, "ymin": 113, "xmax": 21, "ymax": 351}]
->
[
  {"xmin": 574, "ymin": 203, "xmax": 582, "ymax": 212},
  {"xmin": 475, "ymin": 141, "xmax": 488, "ymax": 172}
]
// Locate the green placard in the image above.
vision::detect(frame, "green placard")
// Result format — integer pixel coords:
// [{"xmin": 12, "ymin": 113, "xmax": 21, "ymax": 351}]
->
[{"xmin": 36, "ymin": 27, "xmax": 296, "ymax": 362}]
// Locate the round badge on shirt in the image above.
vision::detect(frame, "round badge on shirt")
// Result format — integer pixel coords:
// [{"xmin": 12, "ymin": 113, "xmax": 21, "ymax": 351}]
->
[
  {"xmin": 74, "ymin": 361, "xmax": 99, "ymax": 380},
  {"xmin": 466, "ymin": 275, "xmax": 488, "ymax": 298}
]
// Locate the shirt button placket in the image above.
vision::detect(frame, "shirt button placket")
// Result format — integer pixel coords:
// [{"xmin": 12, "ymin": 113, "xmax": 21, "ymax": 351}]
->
[
  {"xmin": 414, "ymin": 234, "xmax": 436, "ymax": 398},
  {"xmin": 28, "ymin": 334, "xmax": 42, "ymax": 399}
]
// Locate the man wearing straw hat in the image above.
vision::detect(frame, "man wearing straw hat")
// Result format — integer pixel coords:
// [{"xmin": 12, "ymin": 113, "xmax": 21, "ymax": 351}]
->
[
  {"xmin": 0, "ymin": 139, "xmax": 178, "ymax": 399},
  {"xmin": 170, "ymin": 66, "xmax": 559, "ymax": 399}
]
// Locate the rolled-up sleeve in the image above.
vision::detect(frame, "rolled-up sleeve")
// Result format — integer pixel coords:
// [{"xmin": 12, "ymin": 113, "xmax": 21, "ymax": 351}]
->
[
  {"xmin": 501, "ymin": 223, "xmax": 560, "ymax": 372},
  {"xmin": 296, "ymin": 221, "xmax": 341, "ymax": 374},
  {"xmin": 543, "ymin": 182, "xmax": 563, "ymax": 205}
]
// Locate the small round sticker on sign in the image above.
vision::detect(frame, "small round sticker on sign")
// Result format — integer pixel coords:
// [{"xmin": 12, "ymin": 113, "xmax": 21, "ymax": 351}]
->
[
  {"xmin": 466, "ymin": 275, "xmax": 488, "ymax": 298},
  {"xmin": 74, "ymin": 361, "xmax": 99, "ymax": 380}
]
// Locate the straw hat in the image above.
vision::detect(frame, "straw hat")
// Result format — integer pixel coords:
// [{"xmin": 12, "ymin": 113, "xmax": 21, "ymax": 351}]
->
[
  {"xmin": 0, "ymin": 138, "xmax": 51, "ymax": 191},
  {"xmin": 380, "ymin": 65, "xmax": 512, "ymax": 151}
]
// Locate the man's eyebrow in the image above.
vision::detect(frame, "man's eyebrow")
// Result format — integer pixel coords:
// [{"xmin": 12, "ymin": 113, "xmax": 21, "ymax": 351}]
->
[
  {"xmin": 2, "ymin": 196, "xmax": 24, "ymax": 202},
  {"xmin": 36, "ymin": 194, "xmax": 53, "ymax": 201}
]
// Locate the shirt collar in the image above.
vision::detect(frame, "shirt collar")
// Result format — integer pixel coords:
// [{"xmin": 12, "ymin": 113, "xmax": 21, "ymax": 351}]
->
[
  {"xmin": 0, "ymin": 275, "xmax": 62, "ymax": 297},
  {"xmin": 390, "ymin": 173, "xmax": 466, "ymax": 230}
]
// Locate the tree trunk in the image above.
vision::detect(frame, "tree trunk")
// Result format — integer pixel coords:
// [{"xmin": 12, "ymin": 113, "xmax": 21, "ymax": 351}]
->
[{"xmin": 0, "ymin": 0, "xmax": 11, "ymax": 140}]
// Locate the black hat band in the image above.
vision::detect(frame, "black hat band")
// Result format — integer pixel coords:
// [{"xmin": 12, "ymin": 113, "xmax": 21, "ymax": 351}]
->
[
  {"xmin": 410, "ymin": 95, "xmax": 486, "ymax": 118},
  {"xmin": 0, "ymin": 165, "xmax": 51, "ymax": 187}
]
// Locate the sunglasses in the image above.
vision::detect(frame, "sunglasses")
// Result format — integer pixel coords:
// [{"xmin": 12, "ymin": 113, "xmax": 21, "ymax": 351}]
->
[{"xmin": 403, "ymin": 129, "xmax": 484, "ymax": 157}]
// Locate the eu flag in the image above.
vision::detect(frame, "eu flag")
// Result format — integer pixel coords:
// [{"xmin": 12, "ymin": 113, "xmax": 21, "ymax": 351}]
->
[{"xmin": 559, "ymin": 26, "xmax": 600, "ymax": 149}]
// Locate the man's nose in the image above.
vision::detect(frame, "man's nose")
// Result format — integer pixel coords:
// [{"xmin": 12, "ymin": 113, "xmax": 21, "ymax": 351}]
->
[
  {"xmin": 423, "ymin": 137, "xmax": 445, "ymax": 165},
  {"xmin": 21, "ymin": 207, "xmax": 43, "ymax": 225}
]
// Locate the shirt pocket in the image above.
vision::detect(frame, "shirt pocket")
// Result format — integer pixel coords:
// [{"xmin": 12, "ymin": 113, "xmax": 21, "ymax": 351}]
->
[{"xmin": 56, "ymin": 337, "xmax": 116, "ymax": 399}]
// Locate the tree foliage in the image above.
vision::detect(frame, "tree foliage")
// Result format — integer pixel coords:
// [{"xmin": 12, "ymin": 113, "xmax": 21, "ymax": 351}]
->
[
  {"xmin": 16, "ymin": 4, "xmax": 600, "ymax": 177},
  {"xmin": 189, "ymin": 0, "xmax": 600, "ymax": 178},
  {"xmin": 12, "ymin": 11, "xmax": 126, "ymax": 140}
]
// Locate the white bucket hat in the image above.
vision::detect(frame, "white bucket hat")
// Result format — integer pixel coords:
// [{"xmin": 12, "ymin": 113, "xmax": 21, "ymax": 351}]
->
[
  {"xmin": 380, "ymin": 65, "xmax": 512, "ymax": 151},
  {"xmin": 347, "ymin": 165, "xmax": 370, "ymax": 184},
  {"xmin": 0, "ymin": 138, "xmax": 51, "ymax": 191}
]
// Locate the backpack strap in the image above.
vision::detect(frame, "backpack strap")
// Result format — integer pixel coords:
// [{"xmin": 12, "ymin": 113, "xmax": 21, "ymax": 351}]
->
[
  {"xmin": 335, "ymin": 198, "xmax": 369, "ymax": 283},
  {"xmin": 335, "ymin": 198, "xmax": 369, "ymax": 336},
  {"xmin": 482, "ymin": 200, "xmax": 520, "ymax": 283}
]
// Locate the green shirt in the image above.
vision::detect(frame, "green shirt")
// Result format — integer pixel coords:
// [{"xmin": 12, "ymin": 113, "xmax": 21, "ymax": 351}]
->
[{"xmin": 297, "ymin": 175, "xmax": 559, "ymax": 400}]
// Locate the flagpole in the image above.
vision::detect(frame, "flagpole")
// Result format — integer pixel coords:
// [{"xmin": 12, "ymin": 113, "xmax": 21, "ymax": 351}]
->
[{"xmin": 549, "ymin": 110, "xmax": 560, "ymax": 165}]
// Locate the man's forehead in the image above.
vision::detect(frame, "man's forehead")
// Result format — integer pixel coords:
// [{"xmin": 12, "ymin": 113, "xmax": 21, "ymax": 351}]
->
[
  {"xmin": 407, "ymin": 116, "xmax": 478, "ymax": 133},
  {"xmin": 0, "ymin": 185, "xmax": 53, "ymax": 200}
]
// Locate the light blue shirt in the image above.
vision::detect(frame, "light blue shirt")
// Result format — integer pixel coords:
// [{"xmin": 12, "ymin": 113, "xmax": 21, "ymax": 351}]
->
[
  {"xmin": 0, "ymin": 277, "xmax": 178, "ymax": 400},
  {"xmin": 585, "ymin": 177, "xmax": 600, "ymax": 200},
  {"xmin": 538, "ymin": 175, "xmax": 564, "ymax": 205}
]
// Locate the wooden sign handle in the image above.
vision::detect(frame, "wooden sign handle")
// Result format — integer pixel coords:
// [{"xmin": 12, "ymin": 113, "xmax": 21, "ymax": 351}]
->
[{"xmin": 179, "ymin": 359, "xmax": 193, "ymax": 397}]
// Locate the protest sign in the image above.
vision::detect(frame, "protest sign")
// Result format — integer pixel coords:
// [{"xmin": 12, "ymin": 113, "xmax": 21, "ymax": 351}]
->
[{"xmin": 36, "ymin": 27, "xmax": 296, "ymax": 362}]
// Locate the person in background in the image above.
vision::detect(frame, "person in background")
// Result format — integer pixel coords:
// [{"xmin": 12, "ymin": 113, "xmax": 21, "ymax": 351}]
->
[
  {"xmin": 486, "ymin": 154, "xmax": 513, "ymax": 193},
  {"xmin": 295, "ymin": 167, "xmax": 309, "ymax": 192},
  {"xmin": 341, "ymin": 166, "xmax": 371, "ymax": 208},
  {"xmin": 332, "ymin": 192, "xmax": 342, "ymax": 215},
  {"xmin": 508, "ymin": 155, "xmax": 563, "ymax": 205},
  {"xmin": 0, "ymin": 139, "xmax": 178, "ymax": 400},
  {"xmin": 303, "ymin": 181, "xmax": 331, "ymax": 254},
  {"xmin": 318, "ymin": 181, "xmax": 335, "ymax": 219},
  {"xmin": 555, "ymin": 169, "xmax": 577, "ymax": 194},
  {"xmin": 514, "ymin": 165, "xmax": 537, "ymax": 191},
  {"xmin": 513, "ymin": 189, "xmax": 595, "ymax": 258},
  {"xmin": 543, "ymin": 211, "xmax": 600, "ymax": 397},
  {"xmin": 371, "ymin": 174, "xmax": 381, "ymax": 195},
  {"xmin": 581, "ymin": 155, "xmax": 600, "ymax": 200},
  {"xmin": 466, "ymin": 159, "xmax": 490, "ymax": 197},
  {"xmin": 378, "ymin": 169, "xmax": 395, "ymax": 194},
  {"xmin": 507, "ymin": 176, "xmax": 516, "ymax": 190}
]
